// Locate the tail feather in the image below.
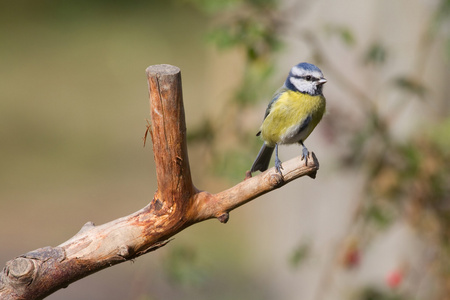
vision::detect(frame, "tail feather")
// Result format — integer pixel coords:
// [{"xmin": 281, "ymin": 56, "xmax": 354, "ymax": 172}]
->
[{"xmin": 251, "ymin": 144, "xmax": 274, "ymax": 173}]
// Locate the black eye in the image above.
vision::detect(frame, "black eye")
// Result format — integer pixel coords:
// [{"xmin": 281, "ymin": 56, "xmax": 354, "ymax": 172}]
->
[{"xmin": 305, "ymin": 75, "xmax": 312, "ymax": 81}]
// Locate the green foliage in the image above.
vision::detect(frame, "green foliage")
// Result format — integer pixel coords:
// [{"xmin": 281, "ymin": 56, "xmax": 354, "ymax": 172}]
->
[
  {"xmin": 434, "ymin": 0, "xmax": 450, "ymax": 28},
  {"xmin": 288, "ymin": 242, "xmax": 310, "ymax": 268},
  {"xmin": 429, "ymin": 0, "xmax": 450, "ymax": 61},
  {"xmin": 162, "ymin": 245, "xmax": 207, "ymax": 286},
  {"xmin": 365, "ymin": 203, "xmax": 394, "ymax": 228},
  {"xmin": 189, "ymin": 0, "xmax": 281, "ymax": 60},
  {"xmin": 184, "ymin": 0, "xmax": 277, "ymax": 13},
  {"xmin": 365, "ymin": 42, "xmax": 387, "ymax": 65},
  {"xmin": 213, "ymin": 149, "xmax": 255, "ymax": 180},
  {"xmin": 325, "ymin": 24, "xmax": 356, "ymax": 46},
  {"xmin": 181, "ymin": 0, "xmax": 241, "ymax": 13},
  {"xmin": 447, "ymin": 38, "xmax": 450, "ymax": 60},
  {"xmin": 187, "ymin": 118, "xmax": 216, "ymax": 144},
  {"xmin": 357, "ymin": 287, "xmax": 405, "ymax": 300},
  {"xmin": 209, "ymin": 19, "xmax": 281, "ymax": 60},
  {"xmin": 204, "ymin": 0, "xmax": 281, "ymax": 105},
  {"xmin": 234, "ymin": 61, "xmax": 275, "ymax": 105},
  {"xmin": 429, "ymin": 116, "xmax": 450, "ymax": 152},
  {"xmin": 393, "ymin": 77, "xmax": 427, "ymax": 99}
]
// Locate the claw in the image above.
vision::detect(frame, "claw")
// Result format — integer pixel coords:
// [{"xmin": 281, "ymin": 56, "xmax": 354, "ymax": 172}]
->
[
  {"xmin": 274, "ymin": 156, "xmax": 283, "ymax": 175},
  {"xmin": 300, "ymin": 142, "xmax": 309, "ymax": 165},
  {"xmin": 274, "ymin": 144, "xmax": 283, "ymax": 175}
]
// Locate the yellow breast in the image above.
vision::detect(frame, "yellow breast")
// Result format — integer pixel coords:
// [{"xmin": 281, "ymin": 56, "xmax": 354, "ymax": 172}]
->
[{"xmin": 260, "ymin": 90, "xmax": 326, "ymax": 146}]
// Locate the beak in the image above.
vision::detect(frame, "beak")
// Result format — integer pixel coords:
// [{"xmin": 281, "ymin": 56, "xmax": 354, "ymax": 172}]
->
[{"xmin": 318, "ymin": 78, "xmax": 327, "ymax": 85}]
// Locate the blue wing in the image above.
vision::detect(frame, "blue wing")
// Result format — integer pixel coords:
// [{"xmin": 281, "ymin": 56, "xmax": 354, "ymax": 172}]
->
[
  {"xmin": 256, "ymin": 86, "xmax": 289, "ymax": 136},
  {"xmin": 297, "ymin": 114, "xmax": 312, "ymax": 138},
  {"xmin": 263, "ymin": 85, "xmax": 288, "ymax": 120}
]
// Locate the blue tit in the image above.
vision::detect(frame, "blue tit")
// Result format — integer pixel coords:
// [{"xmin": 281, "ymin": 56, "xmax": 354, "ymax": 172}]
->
[{"xmin": 250, "ymin": 62, "xmax": 327, "ymax": 174}]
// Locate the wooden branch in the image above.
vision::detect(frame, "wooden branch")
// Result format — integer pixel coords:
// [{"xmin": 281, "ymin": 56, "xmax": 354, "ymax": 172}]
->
[
  {"xmin": 147, "ymin": 65, "xmax": 196, "ymax": 210},
  {"xmin": 0, "ymin": 64, "xmax": 319, "ymax": 300}
]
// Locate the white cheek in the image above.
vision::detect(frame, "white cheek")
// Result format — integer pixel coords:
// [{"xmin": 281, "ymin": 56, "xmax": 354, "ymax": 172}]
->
[{"xmin": 290, "ymin": 78, "xmax": 312, "ymax": 93}]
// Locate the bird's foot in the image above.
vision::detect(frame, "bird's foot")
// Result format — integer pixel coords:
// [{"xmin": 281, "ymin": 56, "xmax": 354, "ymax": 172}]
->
[
  {"xmin": 274, "ymin": 156, "xmax": 283, "ymax": 175},
  {"xmin": 301, "ymin": 146, "xmax": 310, "ymax": 165}
]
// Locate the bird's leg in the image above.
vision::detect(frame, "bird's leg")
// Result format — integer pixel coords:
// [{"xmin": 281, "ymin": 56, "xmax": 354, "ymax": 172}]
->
[
  {"xmin": 300, "ymin": 141, "xmax": 309, "ymax": 165},
  {"xmin": 274, "ymin": 144, "xmax": 283, "ymax": 175}
]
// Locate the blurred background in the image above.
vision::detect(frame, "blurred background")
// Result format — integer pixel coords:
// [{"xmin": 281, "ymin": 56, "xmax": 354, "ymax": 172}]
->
[{"xmin": 1, "ymin": 0, "xmax": 449, "ymax": 299}]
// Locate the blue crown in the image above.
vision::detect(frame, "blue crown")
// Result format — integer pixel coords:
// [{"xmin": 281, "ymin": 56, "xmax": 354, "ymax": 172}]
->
[{"xmin": 290, "ymin": 62, "xmax": 323, "ymax": 77}]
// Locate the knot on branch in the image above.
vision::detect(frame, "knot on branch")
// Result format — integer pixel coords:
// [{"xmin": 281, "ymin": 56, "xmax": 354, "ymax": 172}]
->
[
  {"xmin": 1, "ymin": 246, "xmax": 65, "ymax": 296},
  {"xmin": 117, "ymin": 245, "xmax": 132, "ymax": 259},
  {"xmin": 78, "ymin": 221, "xmax": 95, "ymax": 234},
  {"xmin": 268, "ymin": 172, "xmax": 284, "ymax": 187},
  {"xmin": 150, "ymin": 197, "xmax": 164, "ymax": 213},
  {"xmin": 216, "ymin": 212, "xmax": 230, "ymax": 224},
  {"xmin": 3, "ymin": 257, "xmax": 37, "ymax": 288}
]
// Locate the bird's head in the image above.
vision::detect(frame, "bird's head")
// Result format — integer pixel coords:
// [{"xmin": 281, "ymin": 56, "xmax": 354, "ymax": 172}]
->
[{"xmin": 285, "ymin": 62, "xmax": 327, "ymax": 96}]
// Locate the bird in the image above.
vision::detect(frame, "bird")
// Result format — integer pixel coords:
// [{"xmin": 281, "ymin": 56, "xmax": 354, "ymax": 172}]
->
[{"xmin": 250, "ymin": 62, "xmax": 327, "ymax": 174}]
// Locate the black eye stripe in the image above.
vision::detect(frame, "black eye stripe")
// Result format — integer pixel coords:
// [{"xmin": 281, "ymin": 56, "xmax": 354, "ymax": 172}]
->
[
  {"xmin": 291, "ymin": 73, "xmax": 320, "ymax": 81},
  {"xmin": 294, "ymin": 75, "xmax": 317, "ymax": 81}
]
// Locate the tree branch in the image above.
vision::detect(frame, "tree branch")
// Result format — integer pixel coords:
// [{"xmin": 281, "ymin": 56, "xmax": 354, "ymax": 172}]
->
[{"xmin": 0, "ymin": 64, "xmax": 319, "ymax": 300}]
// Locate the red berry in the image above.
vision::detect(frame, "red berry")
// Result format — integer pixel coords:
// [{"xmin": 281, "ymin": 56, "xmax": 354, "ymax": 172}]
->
[{"xmin": 386, "ymin": 270, "xmax": 403, "ymax": 288}]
